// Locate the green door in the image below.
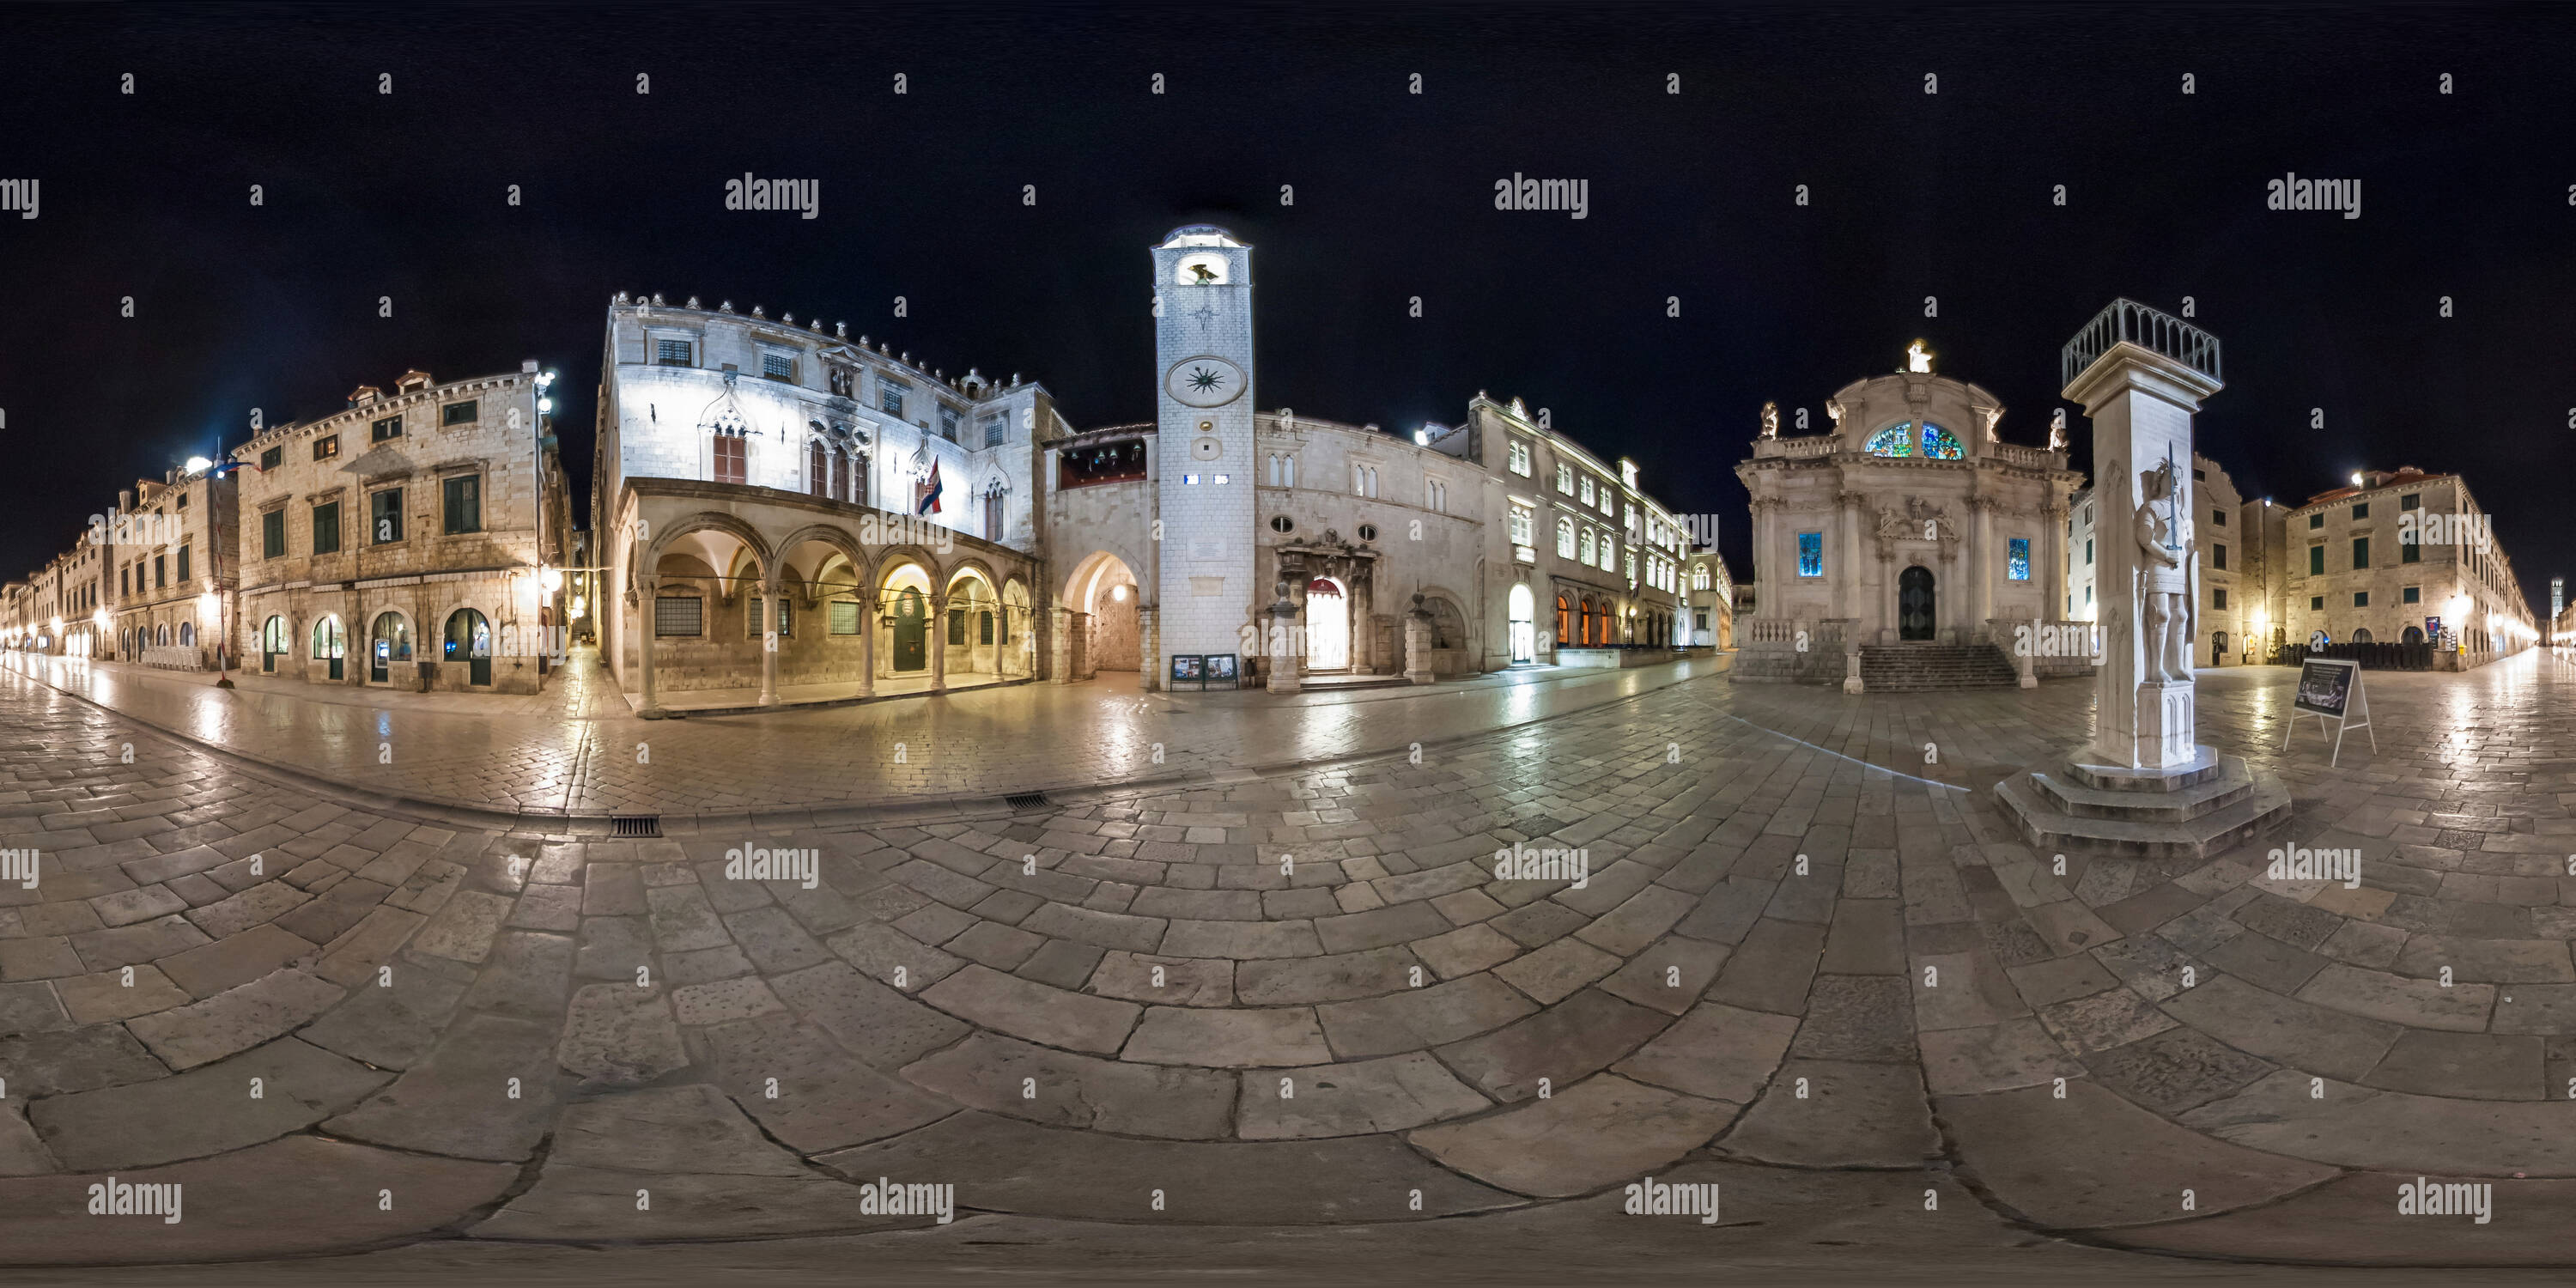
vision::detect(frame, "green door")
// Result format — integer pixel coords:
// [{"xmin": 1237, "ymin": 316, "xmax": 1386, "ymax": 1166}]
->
[
  {"xmin": 447, "ymin": 609, "xmax": 492, "ymax": 685},
  {"xmin": 892, "ymin": 589, "xmax": 926, "ymax": 671}
]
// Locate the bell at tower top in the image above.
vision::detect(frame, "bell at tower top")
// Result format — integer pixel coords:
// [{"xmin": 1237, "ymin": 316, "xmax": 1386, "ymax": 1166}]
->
[{"xmin": 1161, "ymin": 225, "xmax": 1245, "ymax": 249}]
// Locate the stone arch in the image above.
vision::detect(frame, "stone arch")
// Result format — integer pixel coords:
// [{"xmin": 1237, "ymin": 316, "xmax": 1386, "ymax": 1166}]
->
[
  {"xmin": 642, "ymin": 512, "xmax": 772, "ymax": 592},
  {"xmin": 1060, "ymin": 545, "xmax": 1151, "ymax": 609},
  {"xmin": 772, "ymin": 523, "xmax": 868, "ymax": 595}
]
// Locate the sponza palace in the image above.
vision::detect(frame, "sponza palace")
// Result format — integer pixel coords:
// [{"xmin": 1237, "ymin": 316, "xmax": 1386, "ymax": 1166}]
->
[{"xmin": 592, "ymin": 226, "xmax": 1718, "ymax": 708}]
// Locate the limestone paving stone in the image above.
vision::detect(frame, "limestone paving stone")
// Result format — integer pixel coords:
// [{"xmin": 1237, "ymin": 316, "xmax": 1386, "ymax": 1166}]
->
[
  {"xmin": 1434, "ymin": 987, "xmax": 1671, "ymax": 1103},
  {"xmin": 818, "ymin": 1111, "xmax": 1522, "ymax": 1223},
  {"xmin": 2361, "ymin": 1029, "xmax": 2546, "ymax": 1100},
  {"xmin": 671, "ymin": 975, "xmax": 787, "ymax": 1027},
  {"xmin": 53, "ymin": 965, "xmax": 191, "ymax": 1025},
  {"xmin": 824, "ymin": 920, "xmax": 966, "ymax": 990},
  {"xmin": 769, "ymin": 961, "xmax": 970, "ymax": 1069},
  {"xmin": 1234, "ymin": 946, "xmax": 1420, "ymax": 1006},
  {"xmin": 323, "ymin": 1012, "xmax": 563, "ymax": 1162},
  {"xmin": 1722, "ymin": 1058, "xmax": 1939, "ymax": 1168},
  {"xmin": 902, "ymin": 1031, "xmax": 1232, "ymax": 1139},
  {"xmin": 410, "ymin": 889, "xmax": 514, "ymax": 963},
  {"xmin": 156, "ymin": 922, "xmax": 318, "ymax": 999},
  {"xmin": 2083, "ymin": 1025, "xmax": 2279, "ymax": 1115},
  {"xmin": 1086, "ymin": 952, "xmax": 1235, "ymax": 1007},
  {"xmin": 1940, "ymin": 1078, "xmax": 2339, "ymax": 1230},
  {"xmin": 1613, "ymin": 1000, "xmax": 1801, "ymax": 1103},
  {"xmin": 297, "ymin": 961, "xmax": 471, "ymax": 1069},
  {"xmin": 125, "ymin": 966, "xmax": 344, "ymax": 1070},
  {"xmin": 31, "ymin": 1036, "xmax": 388, "ymax": 1171},
  {"xmin": 558, "ymin": 983, "xmax": 690, "ymax": 1084},
  {"xmin": 0, "ymin": 1022, "xmax": 169, "ymax": 1096},
  {"xmin": 1408, "ymin": 1072, "xmax": 1736, "ymax": 1199},
  {"xmin": 1705, "ymin": 917, "xmax": 1826, "ymax": 1015},
  {"xmin": 924, "ymin": 964, "xmax": 1141, "ymax": 1055},
  {"xmin": 2295, "ymin": 963, "xmax": 2496, "ymax": 1033},
  {"xmin": 0, "ymin": 1135, "xmax": 517, "ymax": 1266},
  {"xmin": 1235, "ymin": 1050, "xmax": 1492, "ymax": 1139},
  {"xmin": 459, "ymin": 930, "xmax": 575, "ymax": 1019}
]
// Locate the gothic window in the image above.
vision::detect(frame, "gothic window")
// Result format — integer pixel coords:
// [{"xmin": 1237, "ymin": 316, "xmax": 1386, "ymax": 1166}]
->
[
  {"xmin": 1797, "ymin": 532, "xmax": 1823, "ymax": 578},
  {"xmin": 983, "ymin": 484, "xmax": 1006, "ymax": 540},
  {"xmin": 1919, "ymin": 422, "xmax": 1963, "ymax": 459},
  {"xmin": 2008, "ymin": 537, "xmax": 2031, "ymax": 581},
  {"xmin": 809, "ymin": 441, "xmax": 829, "ymax": 497},
  {"xmin": 1865, "ymin": 422, "xmax": 1914, "ymax": 457},
  {"xmin": 831, "ymin": 448, "xmax": 849, "ymax": 501},
  {"xmin": 714, "ymin": 434, "xmax": 747, "ymax": 485}
]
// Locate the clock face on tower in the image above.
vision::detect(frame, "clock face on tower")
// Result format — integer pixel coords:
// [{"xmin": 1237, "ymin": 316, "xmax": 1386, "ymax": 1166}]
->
[{"xmin": 1164, "ymin": 355, "xmax": 1245, "ymax": 409}]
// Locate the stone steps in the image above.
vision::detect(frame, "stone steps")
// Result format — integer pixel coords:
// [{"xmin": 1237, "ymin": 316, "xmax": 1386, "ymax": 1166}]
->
[
  {"xmin": 1994, "ymin": 750, "xmax": 2290, "ymax": 861},
  {"xmin": 1857, "ymin": 644, "xmax": 2019, "ymax": 692}
]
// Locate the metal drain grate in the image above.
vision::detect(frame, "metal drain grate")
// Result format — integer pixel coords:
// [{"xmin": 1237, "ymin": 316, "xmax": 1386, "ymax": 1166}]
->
[
  {"xmin": 611, "ymin": 815, "xmax": 663, "ymax": 838},
  {"xmin": 1003, "ymin": 791, "xmax": 1051, "ymax": 811}
]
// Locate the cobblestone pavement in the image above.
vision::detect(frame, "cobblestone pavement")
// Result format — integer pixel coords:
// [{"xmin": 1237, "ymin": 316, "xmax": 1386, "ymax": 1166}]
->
[
  {"xmin": 0, "ymin": 650, "xmax": 1723, "ymax": 823},
  {"xmin": 6, "ymin": 652, "xmax": 2576, "ymax": 1273}
]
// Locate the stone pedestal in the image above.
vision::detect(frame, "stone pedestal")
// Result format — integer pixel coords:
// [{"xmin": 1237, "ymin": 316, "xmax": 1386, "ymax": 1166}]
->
[
  {"xmin": 1992, "ymin": 299, "xmax": 2286, "ymax": 860},
  {"xmin": 1842, "ymin": 647, "xmax": 1864, "ymax": 694},
  {"xmin": 1403, "ymin": 595, "xmax": 1434, "ymax": 685},
  {"xmin": 1996, "ymin": 744, "xmax": 2288, "ymax": 861},
  {"xmin": 1267, "ymin": 602, "xmax": 1302, "ymax": 695}
]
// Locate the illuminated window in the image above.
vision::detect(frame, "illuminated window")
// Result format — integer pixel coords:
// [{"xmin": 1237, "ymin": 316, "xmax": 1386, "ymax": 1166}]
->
[
  {"xmin": 1865, "ymin": 422, "xmax": 1914, "ymax": 457},
  {"xmin": 2008, "ymin": 538, "xmax": 2030, "ymax": 580},
  {"xmin": 1556, "ymin": 517, "xmax": 1576, "ymax": 559},
  {"xmin": 1919, "ymin": 422, "xmax": 1963, "ymax": 459},
  {"xmin": 657, "ymin": 339, "xmax": 694, "ymax": 368},
  {"xmin": 1579, "ymin": 527, "xmax": 1596, "ymax": 566},
  {"xmin": 1797, "ymin": 532, "xmax": 1823, "ymax": 577},
  {"xmin": 763, "ymin": 352, "xmax": 797, "ymax": 383}
]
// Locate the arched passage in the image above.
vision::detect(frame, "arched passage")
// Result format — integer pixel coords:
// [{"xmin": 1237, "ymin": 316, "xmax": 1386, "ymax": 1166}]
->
[
  {"xmin": 1064, "ymin": 551, "xmax": 1140, "ymax": 673},
  {"xmin": 1507, "ymin": 583, "xmax": 1534, "ymax": 664}
]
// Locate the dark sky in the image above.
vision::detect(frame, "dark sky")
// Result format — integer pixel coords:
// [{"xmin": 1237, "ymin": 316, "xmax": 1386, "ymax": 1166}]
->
[{"xmin": 4, "ymin": 3, "xmax": 2572, "ymax": 616}]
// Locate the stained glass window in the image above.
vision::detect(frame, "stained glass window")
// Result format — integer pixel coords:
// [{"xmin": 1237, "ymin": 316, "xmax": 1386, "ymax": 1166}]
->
[
  {"xmin": 1865, "ymin": 422, "xmax": 1914, "ymax": 457},
  {"xmin": 2008, "ymin": 537, "xmax": 2031, "ymax": 581},
  {"xmin": 1920, "ymin": 422, "xmax": 1964, "ymax": 459},
  {"xmin": 1797, "ymin": 532, "xmax": 1823, "ymax": 577}
]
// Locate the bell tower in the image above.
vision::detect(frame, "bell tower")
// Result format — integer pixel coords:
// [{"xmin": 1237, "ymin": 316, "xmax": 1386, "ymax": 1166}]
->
[{"xmin": 1151, "ymin": 226, "xmax": 1256, "ymax": 688}]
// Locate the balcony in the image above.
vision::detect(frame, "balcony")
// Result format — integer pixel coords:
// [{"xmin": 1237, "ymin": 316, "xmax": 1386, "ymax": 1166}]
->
[{"xmin": 2061, "ymin": 298, "xmax": 2221, "ymax": 389}]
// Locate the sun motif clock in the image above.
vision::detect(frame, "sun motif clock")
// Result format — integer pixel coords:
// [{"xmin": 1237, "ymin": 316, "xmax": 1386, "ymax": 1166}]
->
[{"xmin": 1164, "ymin": 355, "xmax": 1244, "ymax": 409}]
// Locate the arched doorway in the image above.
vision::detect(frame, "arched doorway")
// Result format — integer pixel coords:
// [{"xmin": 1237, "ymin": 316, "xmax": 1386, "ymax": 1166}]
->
[
  {"xmin": 2352, "ymin": 628, "xmax": 2374, "ymax": 643},
  {"xmin": 890, "ymin": 587, "xmax": 927, "ymax": 671},
  {"xmin": 1899, "ymin": 566, "xmax": 1935, "ymax": 641},
  {"xmin": 313, "ymin": 616, "xmax": 345, "ymax": 680},
  {"xmin": 370, "ymin": 611, "xmax": 410, "ymax": 683},
  {"xmin": 2213, "ymin": 630, "xmax": 2227, "ymax": 665},
  {"xmin": 2403, "ymin": 625, "xmax": 2424, "ymax": 645},
  {"xmin": 1508, "ymin": 584, "xmax": 1534, "ymax": 663},
  {"xmin": 1063, "ymin": 553, "xmax": 1139, "ymax": 673},
  {"xmin": 261, "ymin": 616, "xmax": 286, "ymax": 673},
  {"xmin": 446, "ymin": 608, "xmax": 493, "ymax": 685},
  {"xmin": 1307, "ymin": 577, "xmax": 1349, "ymax": 671},
  {"xmin": 1554, "ymin": 594, "xmax": 1569, "ymax": 654}
]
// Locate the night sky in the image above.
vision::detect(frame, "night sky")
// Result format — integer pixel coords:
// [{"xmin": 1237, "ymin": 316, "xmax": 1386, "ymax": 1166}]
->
[{"xmin": 4, "ymin": 3, "xmax": 2571, "ymax": 616}]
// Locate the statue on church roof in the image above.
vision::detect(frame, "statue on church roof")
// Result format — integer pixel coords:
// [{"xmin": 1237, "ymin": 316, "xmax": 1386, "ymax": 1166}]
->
[
  {"xmin": 1905, "ymin": 340, "xmax": 1934, "ymax": 374},
  {"xmin": 1759, "ymin": 401, "xmax": 1779, "ymax": 439},
  {"xmin": 2048, "ymin": 408, "xmax": 2069, "ymax": 452}
]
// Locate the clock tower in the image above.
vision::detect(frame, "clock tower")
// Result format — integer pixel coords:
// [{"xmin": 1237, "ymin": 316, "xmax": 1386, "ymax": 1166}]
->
[{"xmin": 1152, "ymin": 226, "xmax": 1256, "ymax": 688}]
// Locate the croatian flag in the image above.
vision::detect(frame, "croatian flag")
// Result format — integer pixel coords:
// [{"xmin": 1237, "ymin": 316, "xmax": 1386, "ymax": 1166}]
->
[{"xmin": 914, "ymin": 458, "xmax": 945, "ymax": 515}]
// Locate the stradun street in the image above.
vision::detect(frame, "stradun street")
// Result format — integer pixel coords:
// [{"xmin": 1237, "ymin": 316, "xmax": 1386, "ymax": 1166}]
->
[{"xmin": 4, "ymin": 651, "xmax": 2576, "ymax": 1275}]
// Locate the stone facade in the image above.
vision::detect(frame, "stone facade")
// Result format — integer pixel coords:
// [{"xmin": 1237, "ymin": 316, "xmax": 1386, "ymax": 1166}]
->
[
  {"xmin": 228, "ymin": 366, "xmax": 567, "ymax": 695},
  {"xmin": 1737, "ymin": 359, "xmax": 2082, "ymax": 649},
  {"xmin": 106, "ymin": 470, "xmax": 238, "ymax": 670},
  {"xmin": 2281, "ymin": 467, "xmax": 2537, "ymax": 663}
]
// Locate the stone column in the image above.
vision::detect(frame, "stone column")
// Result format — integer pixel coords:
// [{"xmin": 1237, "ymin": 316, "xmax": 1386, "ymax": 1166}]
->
[
  {"xmin": 2066, "ymin": 312, "xmax": 2223, "ymax": 770},
  {"xmin": 635, "ymin": 580, "xmax": 665, "ymax": 718},
  {"xmin": 854, "ymin": 587, "xmax": 876, "ymax": 698},
  {"xmin": 2043, "ymin": 503, "xmax": 2069, "ymax": 625},
  {"xmin": 1971, "ymin": 495, "xmax": 1996, "ymax": 632},
  {"xmin": 1835, "ymin": 491, "xmax": 1863, "ymax": 623},
  {"xmin": 928, "ymin": 592, "xmax": 949, "ymax": 695},
  {"xmin": 1267, "ymin": 591, "xmax": 1302, "ymax": 694},
  {"xmin": 756, "ymin": 574, "xmax": 781, "ymax": 707},
  {"xmin": 1138, "ymin": 605, "xmax": 1158, "ymax": 692},
  {"xmin": 1048, "ymin": 605, "xmax": 1073, "ymax": 683}
]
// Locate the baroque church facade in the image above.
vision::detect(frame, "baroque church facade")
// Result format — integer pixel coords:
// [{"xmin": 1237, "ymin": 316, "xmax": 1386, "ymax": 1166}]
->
[
  {"xmin": 591, "ymin": 227, "xmax": 1703, "ymax": 708},
  {"xmin": 1735, "ymin": 349, "xmax": 2083, "ymax": 664}
]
